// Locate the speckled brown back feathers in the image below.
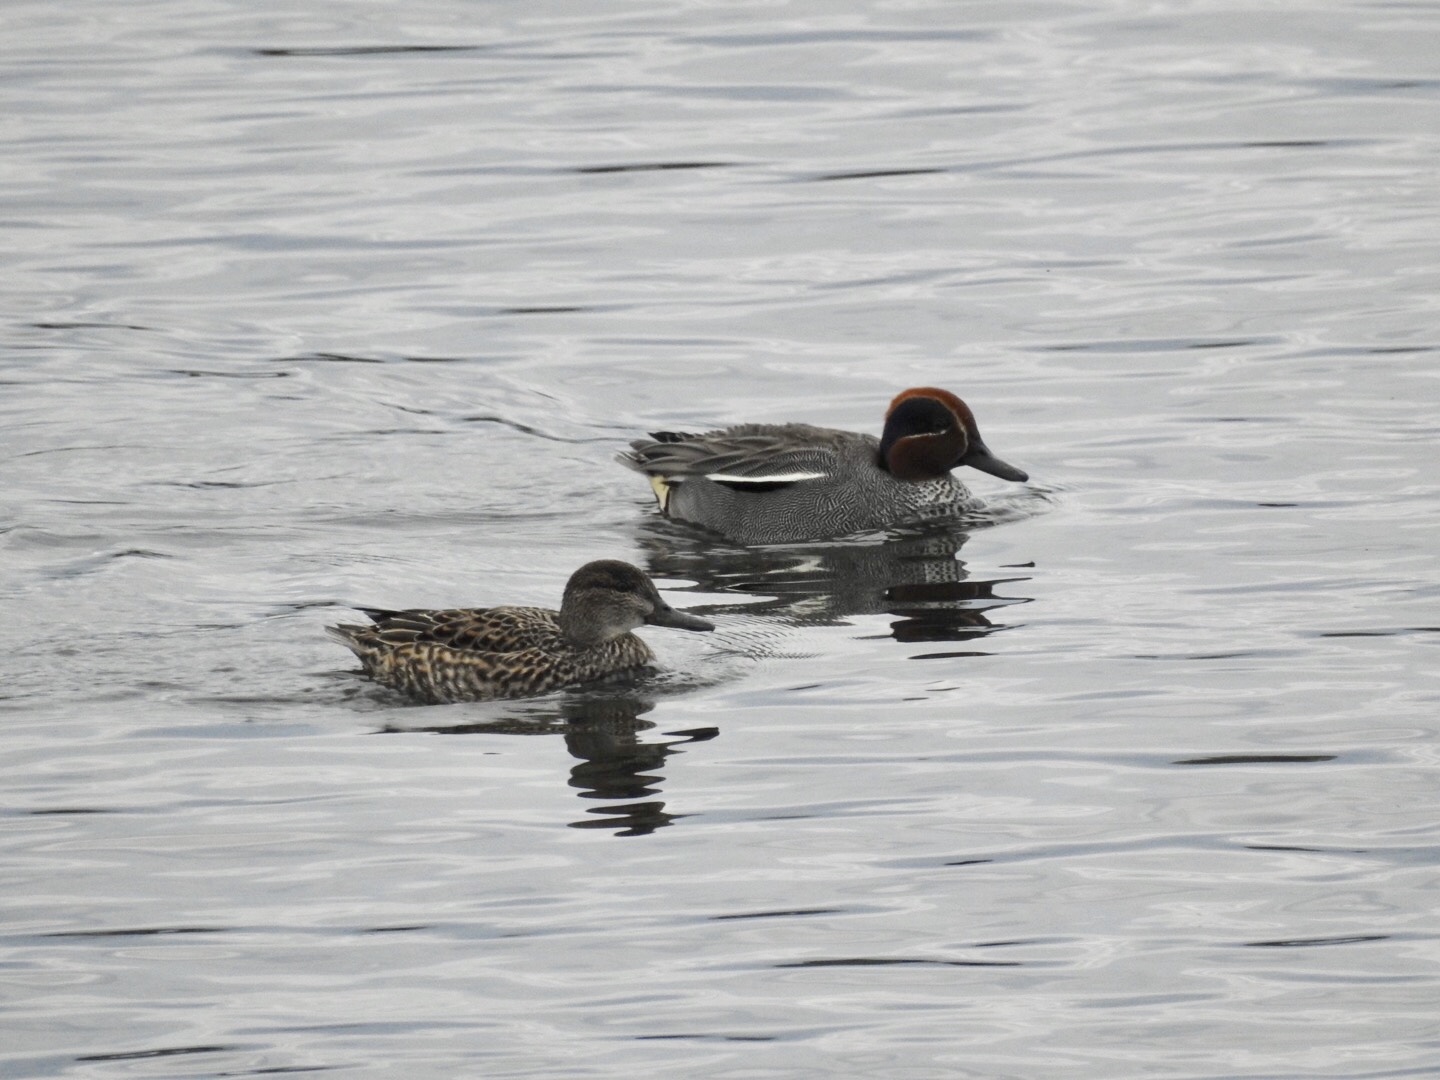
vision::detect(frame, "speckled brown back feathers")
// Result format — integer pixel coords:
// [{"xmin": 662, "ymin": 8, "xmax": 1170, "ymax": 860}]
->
[
  {"xmin": 327, "ymin": 560, "xmax": 714, "ymax": 705},
  {"xmin": 348, "ymin": 605, "xmax": 575, "ymax": 654}
]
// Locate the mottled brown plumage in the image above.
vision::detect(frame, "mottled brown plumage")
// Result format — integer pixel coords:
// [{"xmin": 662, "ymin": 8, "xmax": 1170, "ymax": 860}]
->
[{"xmin": 327, "ymin": 560, "xmax": 714, "ymax": 704}]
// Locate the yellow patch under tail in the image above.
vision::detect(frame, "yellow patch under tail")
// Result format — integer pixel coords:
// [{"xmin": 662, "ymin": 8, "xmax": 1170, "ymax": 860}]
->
[{"xmin": 648, "ymin": 474, "xmax": 673, "ymax": 513}]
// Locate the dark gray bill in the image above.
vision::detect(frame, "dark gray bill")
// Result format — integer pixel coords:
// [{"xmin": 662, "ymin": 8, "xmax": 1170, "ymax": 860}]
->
[
  {"xmin": 960, "ymin": 440, "xmax": 1029, "ymax": 483},
  {"xmin": 647, "ymin": 605, "xmax": 716, "ymax": 632}
]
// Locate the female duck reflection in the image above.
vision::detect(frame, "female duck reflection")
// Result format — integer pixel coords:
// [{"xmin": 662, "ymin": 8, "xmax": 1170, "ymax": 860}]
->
[{"xmin": 380, "ymin": 694, "xmax": 718, "ymax": 837}]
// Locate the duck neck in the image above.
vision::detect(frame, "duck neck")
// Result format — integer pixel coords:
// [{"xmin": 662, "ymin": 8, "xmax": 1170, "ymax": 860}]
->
[{"xmin": 557, "ymin": 610, "xmax": 605, "ymax": 649}]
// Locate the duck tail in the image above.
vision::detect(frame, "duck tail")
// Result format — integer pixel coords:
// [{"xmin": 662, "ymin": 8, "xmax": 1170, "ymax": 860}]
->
[{"xmin": 325, "ymin": 623, "xmax": 369, "ymax": 655}]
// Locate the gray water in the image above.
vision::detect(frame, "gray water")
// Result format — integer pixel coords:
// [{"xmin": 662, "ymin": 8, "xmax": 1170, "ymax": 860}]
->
[{"xmin": 4, "ymin": 1, "xmax": 1439, "ymax": 1077}]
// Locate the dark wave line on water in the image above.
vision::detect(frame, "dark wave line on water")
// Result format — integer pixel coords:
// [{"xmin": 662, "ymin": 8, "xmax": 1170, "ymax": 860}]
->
[
  {"xmin": 76, "ymin": 1044, "xmax": 247, "ymax": 1063},
  {"xmin": 15, "ymin": 444, "xmax": 153, "ymax": 459},
  {"xmin": 1173, "ymin": 754, "xmax": 1337, "ymax": 766},
  {"xmin": 1320, "ymin": 626, "xmax": 1440, "ymax": 637},
  {"xmin": 494, "ymin": 306, "xmax": 593, "ymax": 315},
  {"xmin": 284, "ymin": 341, "xmax": 605, "ymax": 364},
  {"xmin": 1243, "ymin": 934, "xmax": 1391, "ymax": 949},
  {"xmin": 168, "ymin": 367, "xmax": 292, "ymax": 380},
  {"xmin": 1297, "ymin": 344, "xmax": 1439, "ymax": 357},
  {"xmin": 572, "ymin": 161, "xmax": 735, "ymax": 174},
  {"xmin": 457, "ymin": 414, "xmax": 618, "ymax": 443},
  {"xmin": 775, "ymin": 956, "xmax": 1024, "ymax": 969},
  {"xmin": 635, "ymin": 1034, "xmax": 780, "ymax": 1043},
  {"xmin": 837, "ymin": 835, "xmax": 1440, "ymax": 874},
  {"xmin": 31, "ymin": 321, "xmax": 156, "ymax": 332},
  {"xmin": 253, "ymin": 44, "xmax": 491, "ymax": 57},
  {"xmin": 26, "ymin": 807, "xmax": 117, "ymax": 815},
  {"xmin": 286, "ymin": 351, "xmax": 488, "ymax": 365},
  {"xmin": 252, "ymin": 41, "xmax": 626, "ymax": 63},
  {"xmin": 1040, "ymin": 336, "xmax": 1273, "ymax": 353},
  {"xmin": 168, "ymin": 479, "xmax": 291, "ymax": 490},
  {"xmin": 1131, "ymin": 648, "xmax": 1300, "ymax": 659},
  {"xmin": 789, "ymin": 138, "xmax": 1384, "ymax": 187},
  {"xmin": 920, "ymin": 828, "xmax": 1394, "ymax": 871},
  {"xmin": 44, "ymin": 926, "xmax": 228, "ymax": 938},
  {"xmin": 1301, "ymin": 76, "xmax": 1440, "ymax": 96},
  {"xmin": 810, "ymin": 167, "xmax": 947, "ymax": 182},
  {"xmin": 709, "ymin": 908, "xmax": 844, "ymax": 921}
]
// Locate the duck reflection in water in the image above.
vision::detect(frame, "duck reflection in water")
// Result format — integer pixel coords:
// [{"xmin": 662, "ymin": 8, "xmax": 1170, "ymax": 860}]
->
[
  {"xmin": 378, "ymin": 692, "xmax": 716, "ymax": 837},
  {"xmin": 632, "ymin": 516, "xmax": 1032, "ymax": 648}
]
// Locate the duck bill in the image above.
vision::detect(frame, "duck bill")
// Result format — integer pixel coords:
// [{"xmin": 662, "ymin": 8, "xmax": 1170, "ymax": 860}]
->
[
  {"xmin": 960, "ymin": 439, "xmax": 1029, "ymax": 483},
  {"xmin": 647, "ymin": 605, "xmax": 716, "ymax": 632}
]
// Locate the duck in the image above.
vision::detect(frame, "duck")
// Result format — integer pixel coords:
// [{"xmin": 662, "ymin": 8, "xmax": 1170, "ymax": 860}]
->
[
  {"xmin": 326, "ymin": 559, "xmax": 715, "ymax": 704},
  {"xmin": 618, "ymin": 387, "xmax": 1029, "ymax": 544}
]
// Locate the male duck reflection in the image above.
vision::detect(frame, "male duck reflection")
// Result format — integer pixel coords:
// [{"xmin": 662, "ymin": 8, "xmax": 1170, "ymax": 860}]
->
[
  {"xmin": 619, "ymin": 387, "xmax": 1029, "ymax": 544},
  {"xmin": 327, "ymin": 560, "xmax": 714, "ymax": 704}
]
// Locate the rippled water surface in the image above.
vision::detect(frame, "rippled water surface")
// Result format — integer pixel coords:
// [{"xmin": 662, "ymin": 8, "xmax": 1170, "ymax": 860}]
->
[{"xmin": 4, "ymin": 1, "xmax": 1439, "ymax": 1077}]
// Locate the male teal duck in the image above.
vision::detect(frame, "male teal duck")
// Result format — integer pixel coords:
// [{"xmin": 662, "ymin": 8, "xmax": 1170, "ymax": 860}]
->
[
  {"xmin": 618, "ymin": 387, "xmax": 1029, "ymax": 544},
  {"xmin": 327, "ymin": 559, "xmax": 715, "ymax": 704}
]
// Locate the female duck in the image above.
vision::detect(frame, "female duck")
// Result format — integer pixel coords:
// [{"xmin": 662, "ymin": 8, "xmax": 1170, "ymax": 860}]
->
[
  {"xmin": 327, "ymin": 559, "xmax": 714, "ymax": 704},
  {"xmin": 619, "ymin": 387, "xmax": 1028, "ymax": 544}
]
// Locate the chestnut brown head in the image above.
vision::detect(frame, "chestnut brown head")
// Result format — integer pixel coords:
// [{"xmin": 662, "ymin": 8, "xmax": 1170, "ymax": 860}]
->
[{"xmin": 878, "ymin": 387, "xmax": 1028, "ymax": 484}]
